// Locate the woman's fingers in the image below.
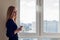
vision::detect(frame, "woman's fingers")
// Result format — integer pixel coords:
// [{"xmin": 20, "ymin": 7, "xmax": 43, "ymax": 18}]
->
[{"xmin": 19, "ymin": 26, "xmax": 23, "ymax": 30}]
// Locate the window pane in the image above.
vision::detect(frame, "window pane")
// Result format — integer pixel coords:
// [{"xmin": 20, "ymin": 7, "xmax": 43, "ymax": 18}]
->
[
  {"xmin": 43, "ymin": 0, "xmax": 59, "ymax": 33},
  {"xmin": 20, "ymin": 0, "xmax": 36, "ymax": 33},
  {"xmin": 19, "ymin": 38, "xmax": 38, "ymax": 40}
]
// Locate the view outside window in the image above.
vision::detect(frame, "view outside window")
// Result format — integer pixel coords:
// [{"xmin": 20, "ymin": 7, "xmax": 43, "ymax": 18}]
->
[
  {"xmin": 20, "ymin": 0, "xmax": 36, "ymax": 33},
  {"xmin": 43, "ymin": 0, "xmax": 59, "ymax": 33}
]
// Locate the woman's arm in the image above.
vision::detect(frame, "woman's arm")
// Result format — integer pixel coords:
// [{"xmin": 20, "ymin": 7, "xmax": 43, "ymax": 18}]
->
[{"xmin": 14, "ymin": 26, "xmax": 23, "ymax": 34}]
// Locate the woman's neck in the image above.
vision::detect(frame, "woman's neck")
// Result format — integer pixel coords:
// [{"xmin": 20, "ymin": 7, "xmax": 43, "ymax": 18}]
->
[{"xmin": 12, "ymin": 17, "xmax": 15, "ymax": 21}]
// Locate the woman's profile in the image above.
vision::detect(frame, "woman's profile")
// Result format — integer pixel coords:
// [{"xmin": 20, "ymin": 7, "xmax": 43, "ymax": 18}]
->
[{"xmin": 6, "ymin": 6, "xmax": 23, "ymax": 40}]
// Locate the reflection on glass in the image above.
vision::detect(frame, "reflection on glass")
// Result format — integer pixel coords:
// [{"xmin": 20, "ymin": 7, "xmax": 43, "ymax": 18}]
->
[
  {"xmin": 43, "ymin": 0, "xmax": 59, "ymax": 33},
  {"xmin": 20, "ymin": 0, "xmax": 36, "ymax": 33}
]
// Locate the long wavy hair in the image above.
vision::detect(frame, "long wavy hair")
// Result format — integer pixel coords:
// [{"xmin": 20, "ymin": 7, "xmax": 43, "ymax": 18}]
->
[{"xmin": 6, "ymin": 6, "xmax": 16, "ymax": 22}]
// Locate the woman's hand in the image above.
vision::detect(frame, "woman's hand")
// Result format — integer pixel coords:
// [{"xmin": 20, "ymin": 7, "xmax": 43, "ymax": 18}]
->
[
  {"xmin": 14, "ymin": 29, "xmax": 19, "ymax": 34},
  {"xmin": 14, "ymin": 26, "xmax": 23, "ymax": 34},
  {"xmin": 18, "ymin": 26, "xmax": 23, "ymax": 31}
]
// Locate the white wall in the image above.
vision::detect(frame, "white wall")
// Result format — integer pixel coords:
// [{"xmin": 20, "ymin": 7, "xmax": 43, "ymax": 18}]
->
[{"xmin": 0, "ymin": 0, "xmax": 18, "ymax": 40}]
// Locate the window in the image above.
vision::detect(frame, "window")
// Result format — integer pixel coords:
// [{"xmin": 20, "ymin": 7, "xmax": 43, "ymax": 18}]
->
[
  {"xmin": 20, "ymin": 0, "xmax": 36, "ymax": 33},
  {"xmin": 43, "ymin": 0, "xmax": 59, "ymax": 33},
  {"xmin": 17, "ymin": 0, "xmax": 39, "ymax": 39},
  {"xmin": 17, "ymin": 0, "xmax": 60, "ymax": 40}
]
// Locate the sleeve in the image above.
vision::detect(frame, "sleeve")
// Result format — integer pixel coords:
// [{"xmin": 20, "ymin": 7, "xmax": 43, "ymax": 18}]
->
[{"xmin": 6, "ymin": 20, "xmax": 16, "ymax": 38}]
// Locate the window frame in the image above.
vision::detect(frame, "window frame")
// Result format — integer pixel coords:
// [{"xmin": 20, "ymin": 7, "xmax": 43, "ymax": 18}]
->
[
  {"xmin": 16, "ymin": 0, "xmax": 60, "ymax": 39},
  {"xmin": 16, "ymin": 0, "xmax": 41, "ymax": 38},
  {"xmin": 41, "ymin": 0, "xmax": 60, "ymax": 38}
]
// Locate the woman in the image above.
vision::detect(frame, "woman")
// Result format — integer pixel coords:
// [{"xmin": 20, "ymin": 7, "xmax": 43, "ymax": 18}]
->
[{"xmin": 6, "ymin": 6, "xmax": 23, "ymax": 40}]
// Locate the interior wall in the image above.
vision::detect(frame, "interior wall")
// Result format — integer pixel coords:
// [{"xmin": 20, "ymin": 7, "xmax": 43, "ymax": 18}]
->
[{"xmin": 0, "ymin": 0, "xmax": 17, "ymax": 40}]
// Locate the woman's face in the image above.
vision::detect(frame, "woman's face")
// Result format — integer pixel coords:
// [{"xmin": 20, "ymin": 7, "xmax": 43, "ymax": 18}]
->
[{"xmin": 12, "ymin": 8, "xmax": 17, "ymax": 19}]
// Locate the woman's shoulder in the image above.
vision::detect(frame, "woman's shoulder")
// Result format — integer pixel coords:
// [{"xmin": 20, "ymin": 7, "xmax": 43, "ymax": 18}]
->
[
  {"xmin": 6, "ymin": 19, "xmax": 14, "ymax": 28},
  {"xmin": 8, "ymin": 19, "xmax": 13, "ymax": 22},
  {"xmin": 6, "ymin": 19, "xmax": 13, "ymax": 25}
]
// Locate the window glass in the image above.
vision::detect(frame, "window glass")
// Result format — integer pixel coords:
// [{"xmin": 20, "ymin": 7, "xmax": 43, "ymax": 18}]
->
[
  {"xmin": 20, "ymin": 0, "xmax": 36, "ymax": 33},
  {"xmin": 43, "ymin": 0, "xmax": 59, "ymax": 33}
]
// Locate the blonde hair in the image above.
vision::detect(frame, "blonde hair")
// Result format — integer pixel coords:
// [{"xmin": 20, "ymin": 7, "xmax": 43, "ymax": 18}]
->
[{"xmin": 6, "ymin": 6, "xmax": 16, "ymax": 22}]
